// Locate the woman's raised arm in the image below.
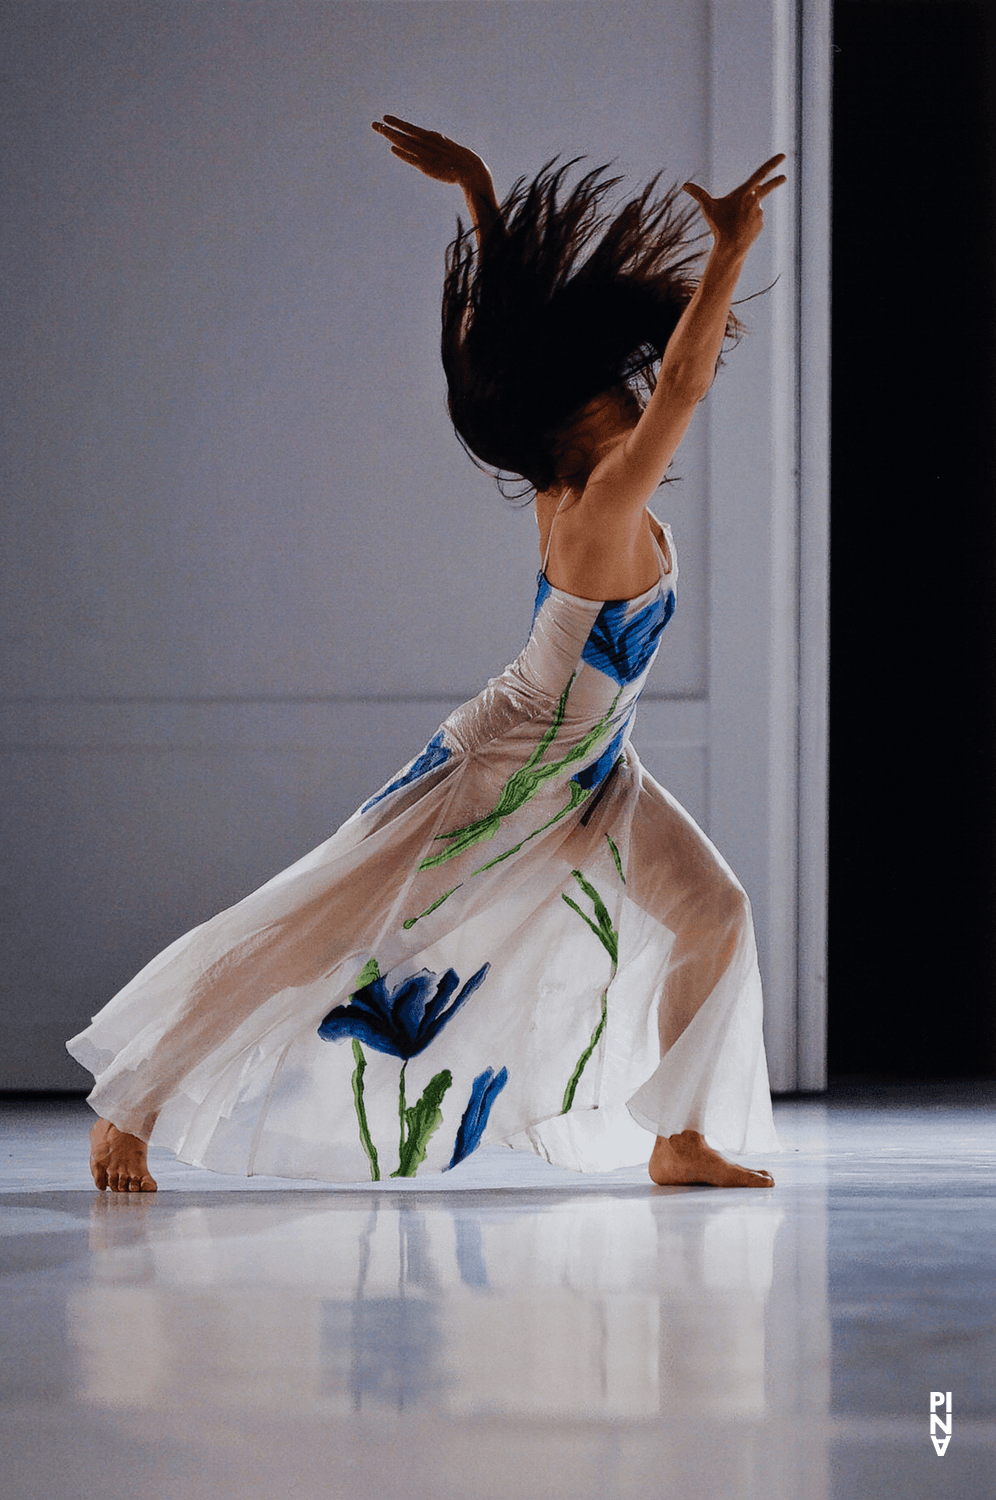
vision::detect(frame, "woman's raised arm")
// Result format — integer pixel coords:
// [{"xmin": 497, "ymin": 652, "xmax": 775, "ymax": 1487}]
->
[
  {"xmin": 587, "ymin": 154, "xmax": 787, "ymax": 512},
  {"xmin": 372, "ymin": 115, "xmax": 500, "ymax": 244}
]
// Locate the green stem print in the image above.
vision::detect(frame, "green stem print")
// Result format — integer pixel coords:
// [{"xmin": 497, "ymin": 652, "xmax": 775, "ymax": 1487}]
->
[
  {"xmin": 352, "ymin": 956, "xmax": 381, "ymax": 991},
  {"xmin": 562, "ymin": 869, "xmax": 619, "ymax": 965},
  {"xmin": 392, "ymin": 1068, "xmax": 454, "ymax": 1178},
  {"xmin": 560, "ymin": 868, "xmax": 621, "ymax": 1113},
  {"xmin": 351, "ymin": 1041, "xmax": 454, "ymax": 1181},
  {"xmin": 469, "ymin": 780, "xmax": 589, "ymax": 876},
  {"xmin": 351, "ymin": 1039, "xmax": 380, "ymax": 1181},
  {"xmin": 606, "ymin": 832, "xmax": 626, "ymax": 884},
  {"xmin": 397, "ymin": 1059, "xmax": 408, "ymax": 1165},
  {"xmin": 562, "ymin": 991, "xmax": 608, "ymax": 1113},
  {"xmin": 346, "ymin": 957, "xmax": 383, "ymax": 1181},
  {"xmin": 403, "ymin": 885, "xmax": 462, "ymax": 931},
  {"xmin": 418, "ymin": 677, "xmax": 623, "ymax": 873}
]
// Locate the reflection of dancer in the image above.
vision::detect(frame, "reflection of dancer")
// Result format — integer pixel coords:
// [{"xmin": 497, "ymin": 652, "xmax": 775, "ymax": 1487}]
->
[{"xmin": 78, "ymin": 118, "xmax": 785, "ymax": 1193}]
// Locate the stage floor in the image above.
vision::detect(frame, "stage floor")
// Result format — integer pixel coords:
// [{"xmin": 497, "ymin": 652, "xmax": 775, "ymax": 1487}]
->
[{"xmin": 1, "ymin": 1088, "xmax": 993, "ymax": 1499}]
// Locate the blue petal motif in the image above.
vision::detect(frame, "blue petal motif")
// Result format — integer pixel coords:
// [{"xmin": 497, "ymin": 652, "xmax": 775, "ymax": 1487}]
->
[
  {"xmin": 573, "ymin": 721, "xmax": 628, "ymax": 791},
  {"xmin": 531, "ymin": 571, "xmax": 552, "ymax": 631},
  {"xmin": 581, "ymin": 589, "xmax": 675, "ymax": 686},
  {"xmin": 318, "ymin": 963, "xmax": 490, "ymax": 1060},
  {"xmin": 448, "ymin": 1066, "xmax": 509, "ymax": 1168},
  {"xmin": 362, "ymin": 731, "xmax": 452, "ymax": 813}
]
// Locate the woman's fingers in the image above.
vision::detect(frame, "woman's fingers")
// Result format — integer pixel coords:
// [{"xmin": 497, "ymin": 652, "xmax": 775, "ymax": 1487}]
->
[
  {"xmin": 373, "ymin": 115, "xmax": 485, "ymax": 192},
  {"xmin": 378, "ymin": 114, "xmax": 430, "ymax": 139},
  {"xmin": 373, "ymin": 120, "xmax": 422, "ymax": 148},
  {"xmin": 753, "ymin": 173, "xmax": 787, "ymax": 201},
  {"xmin": 681, "ymin": 181, "xmax": 711, "ymax": 208},
  {"xmin": 682, "ymin": 156, "xmax": 787, "ymax": 253},
  {"xmin": 376, "ymin": 115, "xmax": 446, "ymax": 149},
  {"xmin": 687, "ymin": 155, "xmax": 786, "ymax": 210},
  {"xmin": 381, "ymin": 113, "xmax": 427, "ymax": 133},
  {"xmin": 746, "ymin": 152, "xmax": 787, "ymax": 186},
  {"xmin": 374, "ymin": 120, "xmax": 443, "ymax": 169},
  {"xmin": 374, "ymin": 117, "xmax": 454, "ymax": 163}
]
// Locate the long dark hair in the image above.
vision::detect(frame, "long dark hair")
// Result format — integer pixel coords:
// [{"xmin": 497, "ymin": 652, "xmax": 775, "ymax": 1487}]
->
[{"xmin": 441, "ymin": 158, "xmax": 734, "ymax": 499}]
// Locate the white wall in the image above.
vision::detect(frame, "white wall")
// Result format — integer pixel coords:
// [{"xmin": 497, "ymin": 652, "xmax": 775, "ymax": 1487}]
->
[
  {"xmin": 706, "ymin": 0, "xmax": 830, "ymax": 1090},
  {"xmin": 0, "ymin": 0, "xmax": 828, "ymax": 1092}
]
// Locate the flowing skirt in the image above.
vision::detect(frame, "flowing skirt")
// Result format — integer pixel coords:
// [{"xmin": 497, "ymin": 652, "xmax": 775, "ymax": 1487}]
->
[{"xmin": 69, "ymin": 578, "xmax": 779, "ymax": 1180}]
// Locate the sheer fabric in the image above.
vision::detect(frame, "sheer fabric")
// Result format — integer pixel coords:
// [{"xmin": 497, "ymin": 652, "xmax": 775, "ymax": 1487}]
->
[{"xmin": 68, "ymin": 525, "xmax": 778, "ymax": 1179}]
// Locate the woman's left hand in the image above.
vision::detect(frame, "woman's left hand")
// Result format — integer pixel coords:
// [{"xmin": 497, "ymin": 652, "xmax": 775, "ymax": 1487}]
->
[
  {"xmin": 682, "ymin": 154, "xmax": 786, "ymax": 255},
  {"xmin": 372, "ymin": 115, "xmax": 493, "ymax": 198}
]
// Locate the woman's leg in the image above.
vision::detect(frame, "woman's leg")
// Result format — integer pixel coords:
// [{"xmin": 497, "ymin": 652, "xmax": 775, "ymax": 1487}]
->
[{"xmin": 624, "ymin": 777, "xmax": 774, "ymax": 1187}]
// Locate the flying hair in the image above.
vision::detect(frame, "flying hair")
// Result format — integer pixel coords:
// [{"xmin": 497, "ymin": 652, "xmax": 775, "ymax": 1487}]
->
[{"xmin": 440, "ymin": 157, "xmax": 742, "ymax": 501}]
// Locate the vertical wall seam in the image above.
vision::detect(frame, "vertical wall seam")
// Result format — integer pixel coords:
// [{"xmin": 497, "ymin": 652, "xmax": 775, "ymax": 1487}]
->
[
  {"xmin": 794, "ymin": 0, "xmax": 806, "ymax": 1088},
  {"xmin": 796, "ymin": 0, "xmax": 832, "ymax": 1090}
]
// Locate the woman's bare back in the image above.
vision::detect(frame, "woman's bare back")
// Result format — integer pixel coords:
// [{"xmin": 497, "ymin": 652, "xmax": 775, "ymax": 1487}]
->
[
  {"xmin": 534, "ymin": 392, "xmax": 675, "ymax": 600},
  {"xmin": 535, "ymin": 485, "xmax": 673, "ymax": 601}
]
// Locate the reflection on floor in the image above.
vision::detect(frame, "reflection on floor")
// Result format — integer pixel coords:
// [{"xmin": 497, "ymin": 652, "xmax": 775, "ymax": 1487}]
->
[{"xmin": 1, "ymin": 1088, "xmax": 993, "ymax": 1500}]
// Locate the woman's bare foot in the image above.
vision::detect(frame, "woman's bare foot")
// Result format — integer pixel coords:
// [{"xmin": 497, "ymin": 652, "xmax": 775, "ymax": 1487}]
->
[
  {"xmin": 89, "ymin": 1118, "xmax": 157, "ymax": 1192},
  {"xmin": 649, "ymin": 1129, "xmax": 774, "ymax": 1188}
]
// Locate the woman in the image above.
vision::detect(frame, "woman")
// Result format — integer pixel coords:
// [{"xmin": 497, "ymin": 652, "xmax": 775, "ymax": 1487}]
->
[{"xmin": 77, "ymin": 118, "xmax": 785, "ymax": 1191}]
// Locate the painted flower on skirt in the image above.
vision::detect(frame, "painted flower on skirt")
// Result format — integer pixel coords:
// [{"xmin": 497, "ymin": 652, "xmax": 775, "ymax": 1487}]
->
[
  {"xmin": 318, "ymin": 963, "xmax": 490, "ymax": 1060},
  {"xmin": 362, "ymin": 730, "xmax": 452, "ymax": 813},
  {"xmin": 448, "ymin": 1066, "xmax": 509, "ymax": 1169},
  {"xmin": 581, "ymin": 590, "xmax": 675, "ymax": 686}
]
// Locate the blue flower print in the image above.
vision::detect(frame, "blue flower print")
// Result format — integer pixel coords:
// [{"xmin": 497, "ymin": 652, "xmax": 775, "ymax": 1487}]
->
[
  {"xmin": 572, "ymin": 720, "xmax": 629, "ymax": 791},
  {"xmin": 362, "ymin": 731, "xmax": 452, "ymax": 814},
  {"xmin": 531, "ymin": 571, "xmax": 552, "ymax": 630},
  {"xmin": 318, "ymin": 963, "xmax": 490, "ymax": 1060},
  {"xmin": 448, "ymin": 1066, "xmax": 509, "ymax": 1169},
  {"xmin": 581, "ymin": 589, "xmax": 675, "ymax": 686}
]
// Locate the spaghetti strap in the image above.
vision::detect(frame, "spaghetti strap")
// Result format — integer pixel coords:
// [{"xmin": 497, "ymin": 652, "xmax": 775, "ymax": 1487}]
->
[
  {"xmin": 652, "ymin": 529, "xmax": 673, "ymax": 580},
  {"xmin": 541, "ymin": 490, "xmax": 572, "ymax": 576},
  {"xmin": 646, "ymin": 510, "xmax": 673, "ymax": 580}
]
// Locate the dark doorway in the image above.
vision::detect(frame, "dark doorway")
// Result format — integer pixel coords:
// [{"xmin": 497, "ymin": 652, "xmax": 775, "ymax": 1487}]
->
[{"xmin": 829, "ymin": 1, "xmax": 996, "ymax": 1079}]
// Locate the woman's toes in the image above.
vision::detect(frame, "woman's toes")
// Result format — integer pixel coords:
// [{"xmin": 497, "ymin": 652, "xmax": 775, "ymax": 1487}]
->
[{"xmin": 89, "ymin": 1120, "xmax": 155, "ymax": 1194}]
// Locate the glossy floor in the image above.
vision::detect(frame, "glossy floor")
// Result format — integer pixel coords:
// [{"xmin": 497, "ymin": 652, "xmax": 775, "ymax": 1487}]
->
[{"xmin": 1, "ymin": 1089, "xmax": 993, "ymax": 1500}]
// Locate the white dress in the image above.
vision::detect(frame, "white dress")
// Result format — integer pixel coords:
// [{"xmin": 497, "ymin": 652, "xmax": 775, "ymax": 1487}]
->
[{"xmin": 68, "ymin": 516, "xmax": 778, "ymax": 1180}]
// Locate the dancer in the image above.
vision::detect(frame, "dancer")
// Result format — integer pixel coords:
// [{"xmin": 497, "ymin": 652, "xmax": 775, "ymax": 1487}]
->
[{"xmin": 78, "ymin": 117, "xmax": 785, "ymax": 1192}]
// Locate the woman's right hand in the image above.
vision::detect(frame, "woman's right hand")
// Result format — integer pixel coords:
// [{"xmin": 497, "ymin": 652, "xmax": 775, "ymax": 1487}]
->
[
  {"xmin": 682, "ymin": 153, "xmax": 786, "ymax": 256},
  {"xmin": 372, "ymin": 115, "xmax": 493, "ymax": 197}
]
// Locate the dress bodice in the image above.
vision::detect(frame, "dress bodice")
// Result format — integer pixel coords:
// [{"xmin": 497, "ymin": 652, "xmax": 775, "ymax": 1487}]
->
[{"xmin": 513, "ymin": 524, "xmax": 678, "ymax": 716}]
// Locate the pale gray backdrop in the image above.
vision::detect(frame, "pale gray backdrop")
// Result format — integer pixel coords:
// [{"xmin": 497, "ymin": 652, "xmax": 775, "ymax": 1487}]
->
[{"xmin": 1, "ymin": 0, "xmax": 829, "ymax": 1092}]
